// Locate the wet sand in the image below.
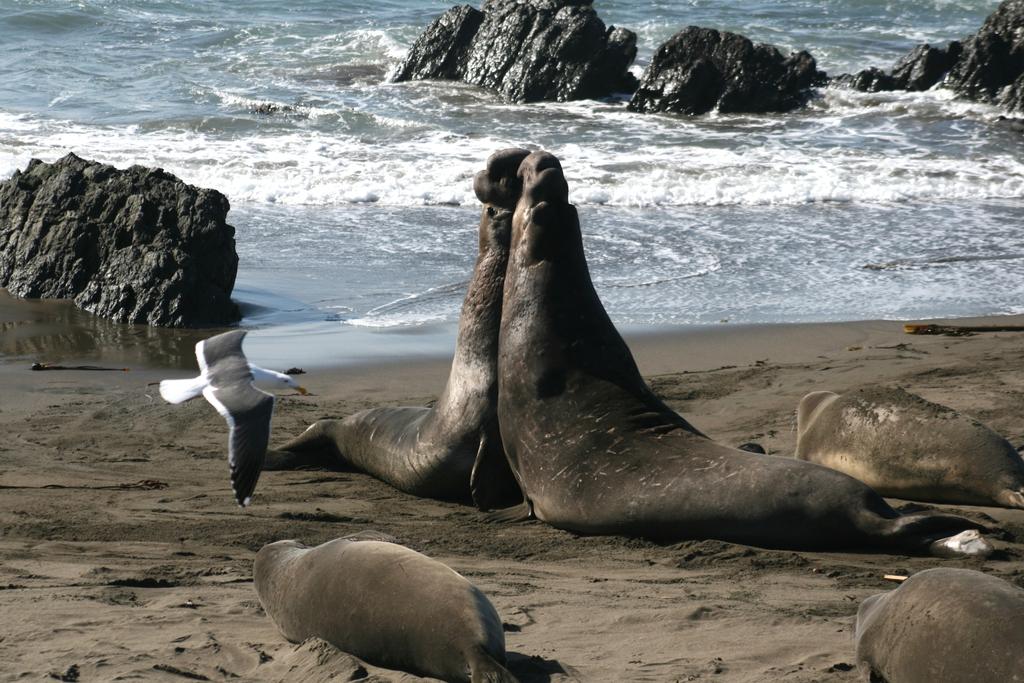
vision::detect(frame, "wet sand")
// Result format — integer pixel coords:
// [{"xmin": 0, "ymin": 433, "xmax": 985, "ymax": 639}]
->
[{"xmin": 2, "ymin": 298, "xmax": 1024, "ymax": 681}]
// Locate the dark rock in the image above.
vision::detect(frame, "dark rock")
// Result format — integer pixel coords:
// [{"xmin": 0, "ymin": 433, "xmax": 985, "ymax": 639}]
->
[
  {"xmin": 737, "ymin": 442, "xmax": 766, "ymax": 454},
  {"xmin": 836, "ymin": 67, "xmax": 898, "ymax": 93},
  {"xmin": 249, "ymin": 102, "xmax": 305, "ymax": 118},
  {"xmin": 392, "ymin": 5, "xmax": 484, "ymax": 82},
  {"xmin": 838, "ymin": 0, "xmax": 1024, "ymax": 108},
  {"xmin": 890, "ymin": 42, "xmax": 962, "ymax": 91},
  {"xmin": 393, "ymin": 1, "xmax": 637, "ymax": 102},
  {"xmin": 628, "ymin": 27, "xmax": 826, "ymax": 115},
  {"xmin": 0, "ymin": 153, "xmax": 240, "ymax": 328},
  {"xmin": 49, "ymin": 664, "xmax": 80, "ymax": 682},
  {"xmin": 483, "ymin": 0, "xmax": 592, "ymax": 9},
  {"xmin": 947, "ymin": 0, "xmax": 1024, "ymax": 111},
  {"xmin": 996, "ymin": 115, "xmax": 1024, "ymax": 132},
  {"xmin": 840, "ymin": 42, "xmax": 962, "ymax": 93}
]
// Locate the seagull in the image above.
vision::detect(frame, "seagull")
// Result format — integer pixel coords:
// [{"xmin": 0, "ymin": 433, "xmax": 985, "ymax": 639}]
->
[{"xmin": 159, "ymin": 330, "xmax": 307, "ymax": 507}]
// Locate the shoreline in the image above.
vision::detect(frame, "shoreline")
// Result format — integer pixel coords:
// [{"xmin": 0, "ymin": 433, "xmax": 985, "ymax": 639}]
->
[{"xmin": 5, "ymin": 285, "xmax": 1024, "ymax": 374}]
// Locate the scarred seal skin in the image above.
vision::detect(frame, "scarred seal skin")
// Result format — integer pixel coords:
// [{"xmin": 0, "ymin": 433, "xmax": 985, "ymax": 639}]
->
[
  {"xmin": 494, "ymin": 150, "xmax": 986, "ymax": 554},
  {"xmin": 267, "ymin": 149, "xmax": 529, "ymax": 510},
  {"xmin": 254, "ymin": 533, "xmax": 518, "ymax": 683},
  {"xmin": 796, "ymin": 386, "xmax": 1024, "ymax": 509},
  {"xmin": 855, "ymin": 568, "xmax": 1024, "ymax": 683}
]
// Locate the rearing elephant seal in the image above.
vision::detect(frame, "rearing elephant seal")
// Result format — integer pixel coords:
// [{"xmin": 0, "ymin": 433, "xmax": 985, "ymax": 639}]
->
[
  {"xmin": 268, "ymin": 149, "xmax": 529, "ymax": 510},
  {"xmin": 855, "ymin": 568, "xmax": 1024, "ymax": 683},
  {"xmin": 796, "ymin": 387, "xmax": 1024, "ymax": 509},
  {"xmin": 254, "ymin": 533, "xmax": 518, "ymax": 683},
  {"xmin": 490, "ymin": 150, "xmax": 988, "ymax": 554}
]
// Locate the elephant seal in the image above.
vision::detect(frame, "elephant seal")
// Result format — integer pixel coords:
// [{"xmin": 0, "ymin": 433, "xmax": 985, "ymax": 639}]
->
[
  {"xmin": 254, "ymin": 532, "xmax": 518, "ymax": 683},
  {"xmin": 795, "ymin": 387, "xmax": 1024, "ymax": 509},
  {"xmin": 490, "ymin": 150, "xmax": 989, "ymax": 555},
  {"xmin": 856, "ymin": 568, "xmax": 1024, "ymax": 683},
  {"xmin": 267, "ymin": 149, "xmax": 529, "ymax": 510}
]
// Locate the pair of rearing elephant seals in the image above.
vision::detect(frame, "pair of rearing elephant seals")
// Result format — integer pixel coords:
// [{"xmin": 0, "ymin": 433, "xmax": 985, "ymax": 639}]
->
[
  {"xmin": 254, "ymin": 532, "xmax": 517, "ymax": 683},
  {"xmin": 274, "ymin": 149, "xmax": 988, "ymax": 556},
  {"xmin": 855, "ymin": 568, "xmax": 1024, "ymax": 683},
  {"xmin": 266, "ymin": 149, "xmax": 530, "ymax": 511},
  {"xmin": 797, "ymin": 386, "xmax": 1024, "ymax": 509}
]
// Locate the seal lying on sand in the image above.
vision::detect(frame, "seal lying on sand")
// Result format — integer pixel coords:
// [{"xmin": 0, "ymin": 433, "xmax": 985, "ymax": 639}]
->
[
  {"xmin": 486, "ymin": 150, "xmax": 989, "ymax": 555},
  {"xmin": 795, "ymin": 387, "xmax": 1024, "ymax": 509},
  {"xmin": 267, "ymin": 149, "xmax": 528, "ymax": 509},
  {"xmin": 856, "ymin": 568, "xmax": 1024, "ymax": 683},
  {"xmin": 254, "ymin": 532, "xmax": 517, "ymax": 683}
]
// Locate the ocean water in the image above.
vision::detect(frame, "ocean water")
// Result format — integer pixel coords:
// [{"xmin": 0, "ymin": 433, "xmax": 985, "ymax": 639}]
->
[{"xmin": 1, "ymin": 0, "xmax": 1022, "ymax": 367}]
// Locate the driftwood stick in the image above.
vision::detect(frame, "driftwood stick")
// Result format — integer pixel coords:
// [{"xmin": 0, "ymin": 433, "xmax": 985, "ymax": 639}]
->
[
  {"xmin": 31, "ymin": 362, "xmax": 130, "ymax": 372},
  {"xmin": 904, "ymin": 323, "xmax": 1024, "ymax": 336}
]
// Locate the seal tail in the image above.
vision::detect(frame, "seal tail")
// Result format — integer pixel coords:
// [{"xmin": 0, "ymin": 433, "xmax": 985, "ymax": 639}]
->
[
  {"xmin": 995, "ymin": 488, "xmax": 1024, "ymax": 509},
  {"xmin": 469, "ymin": 651, "xmax": 519, "ymax": 683}
]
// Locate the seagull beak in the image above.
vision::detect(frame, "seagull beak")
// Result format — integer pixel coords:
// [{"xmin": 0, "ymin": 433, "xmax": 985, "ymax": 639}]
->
[{"xmin": 297, "ymin": 386, "xmax": 309, "ymax": 395}]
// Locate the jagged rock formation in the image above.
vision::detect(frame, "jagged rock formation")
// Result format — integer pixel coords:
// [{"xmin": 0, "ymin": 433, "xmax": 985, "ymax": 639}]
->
[
  {"xmin": 947, "ymin": 0, "xmax": 1024, "ymax": 111},
  {"xmin": 393, "ymin": 1, "xmax": 637, "ymax": 102},
  {"xmin": 840, "ymin": 0, "xmax": 1024, "ymax": 112},
  {"xmin": 893, "ymin": 43, "xmax": 964, "ymax": 91},
  {"xmin": 628, "ymin": 27, "xmax": 825, "ymax": 115},
  {"xmin": 393, "ymin": 5, "xmax": 483, "ymax": 83},
  {"xmin": 840, "ymin": 42, "xmax": 962, "ymax": 93},
  {"xmin": 0, "ymin": 153, "xmax": 241, "ymax": 328}
]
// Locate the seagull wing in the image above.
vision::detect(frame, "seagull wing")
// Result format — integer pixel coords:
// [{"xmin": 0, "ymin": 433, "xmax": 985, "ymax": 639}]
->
[
  {"xmin": 159, "ymin": 331, "xmax": 247, "ymax": 405},
  {"xmin": 203, "ymin": 383, "xmax": 274, "ymax": 507},
  {"xmin": 197, "ymin": 330, "xmax": 248, "ymax": 381}
]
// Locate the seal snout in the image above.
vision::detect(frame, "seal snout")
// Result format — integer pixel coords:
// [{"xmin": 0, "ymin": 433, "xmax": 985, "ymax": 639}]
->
[
  {"xmin": 474, "ymin": 148, "xmax": 531, "ymax": 210},
  {"xmin": 518, "ymin": 152, "xmax": 569, "ymax": 208}
]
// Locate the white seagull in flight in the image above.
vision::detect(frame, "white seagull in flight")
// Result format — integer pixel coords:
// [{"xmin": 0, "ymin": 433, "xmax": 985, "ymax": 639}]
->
[{"xmin": 159, "ymin": 330, "xmax": 306, "ymax": 506}]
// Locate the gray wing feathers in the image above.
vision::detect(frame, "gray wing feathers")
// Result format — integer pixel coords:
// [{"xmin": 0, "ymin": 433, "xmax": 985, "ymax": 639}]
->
[
  {"xmin": 203, "ymin": 383, "xmax": 274, "ymax": 506},
  {"xmin": 199, "ymin": 330, "xmax": 251, "ymax": 388}
]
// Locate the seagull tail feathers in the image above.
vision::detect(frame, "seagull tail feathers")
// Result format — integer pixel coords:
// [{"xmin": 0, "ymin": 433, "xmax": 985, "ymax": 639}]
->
[{"xmin": 159, "ymin": 376, "xmax": 207, "ymax": 404}]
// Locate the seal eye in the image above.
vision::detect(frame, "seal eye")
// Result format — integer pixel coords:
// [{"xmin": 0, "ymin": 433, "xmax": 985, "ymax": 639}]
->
[{"xmin": 486, "ymin": 206, "xmax": 496, "ymax": 218}]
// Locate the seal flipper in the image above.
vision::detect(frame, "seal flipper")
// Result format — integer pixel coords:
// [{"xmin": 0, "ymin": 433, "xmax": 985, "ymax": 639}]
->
[
  {"xmin": 469, "ymin": 649, "xmax": 519, "ymax": 683},
  {"xmin": 263, "ymin": 447, "xmax": 334, "ymax": 471},
  {"xmin": 485, "ymin": 500, "xmax": 534, "ymax": 524},
  {"xmin": 264, "ymin": 421, "xmax": 340, "ymax": 471},
  {"xmin": 929, "ymin": 529, "xmax": 993, "ymax": 558},
  {"xmin": 470, "ymin": 428, "xmax": 523, "ymax": 511},
  {"xmin": 874, "ymin": 509, "xmax": 991, "ymax": 557},
  {"xmin": 995, "ymin": 488, "xmax": 1024, "ymax": 510}
]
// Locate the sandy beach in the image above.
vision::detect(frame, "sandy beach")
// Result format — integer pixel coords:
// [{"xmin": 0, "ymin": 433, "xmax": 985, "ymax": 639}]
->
[{"xmin": 2, "ymin": 296, "xmax": 1023, "ymax": 682}]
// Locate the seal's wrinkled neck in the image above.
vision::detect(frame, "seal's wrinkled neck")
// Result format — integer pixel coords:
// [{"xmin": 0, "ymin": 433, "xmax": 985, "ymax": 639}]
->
[
  {"xmin": 435, "ymin": 151, "xmax": 525, "ymax": 419},
  {"xmin": 479, "ymin": 205, "xmax": 512, "ymax": 254}
]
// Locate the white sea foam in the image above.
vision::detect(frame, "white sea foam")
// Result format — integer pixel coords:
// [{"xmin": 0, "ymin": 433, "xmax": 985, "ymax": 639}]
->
[
  {"xmin": 304, "ymin": 28, "xmax": 409, "ymax": 63},
  {"xmin": 3, "ymin": 96, "xmax": 1021, "ymax": 211}
]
